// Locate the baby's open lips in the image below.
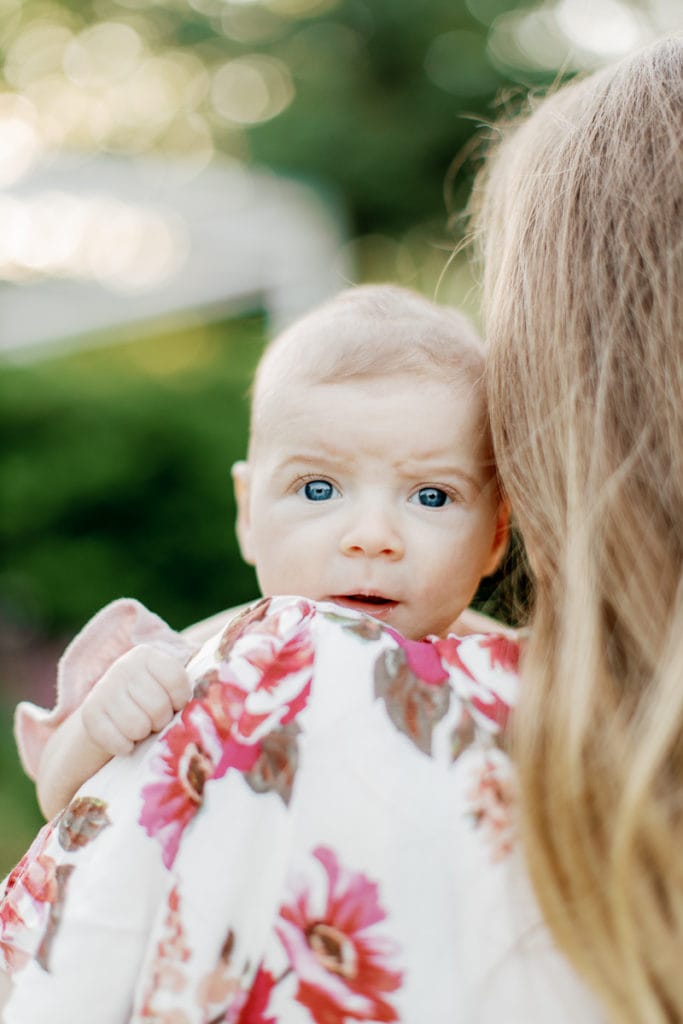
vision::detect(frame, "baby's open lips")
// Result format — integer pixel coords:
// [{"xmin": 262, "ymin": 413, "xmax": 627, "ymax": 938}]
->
[{"xmin": 329, "ymin": 593, "xmax": 399, "ymax": 617}]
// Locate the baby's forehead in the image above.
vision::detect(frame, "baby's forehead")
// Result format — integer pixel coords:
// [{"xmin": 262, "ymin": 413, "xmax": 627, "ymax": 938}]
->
[
  {"xmin": 248, "ymin": 286, "xmax": 489, "ymax": 455},
  {"xmin": 250, "ymin": 358, "xmax": 489, "ymax": 470},
  {"xmin": 252, "ymin": 299, "xmax": 486, "ymax": 405}
]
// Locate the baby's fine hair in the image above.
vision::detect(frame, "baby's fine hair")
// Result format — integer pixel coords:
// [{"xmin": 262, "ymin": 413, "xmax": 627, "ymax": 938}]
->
[
  {"xmin": 249, "ymin": 283, "xmax": 487, "ymax": 453},
  {"xmin": 472, "ymin": 36, "xmax": 683, "ymax": 1024}
]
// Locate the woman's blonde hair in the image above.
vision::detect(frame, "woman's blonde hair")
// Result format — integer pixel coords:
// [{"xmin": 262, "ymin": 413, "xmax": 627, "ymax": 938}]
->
[{"xmin": 471, "ymin": 37, "xmax": 683, "ymax": 1023}]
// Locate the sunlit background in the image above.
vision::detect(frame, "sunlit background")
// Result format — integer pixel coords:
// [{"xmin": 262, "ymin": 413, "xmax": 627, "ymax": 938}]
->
[{"xmin": 1, "ymin": 0, "xmax": 680, "ymax": 869}]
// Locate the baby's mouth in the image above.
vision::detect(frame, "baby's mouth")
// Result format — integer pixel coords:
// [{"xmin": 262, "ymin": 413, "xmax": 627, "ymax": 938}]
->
[{"xmin": 330, "ymin": 594, "xmax": 398, "ymax": 617}]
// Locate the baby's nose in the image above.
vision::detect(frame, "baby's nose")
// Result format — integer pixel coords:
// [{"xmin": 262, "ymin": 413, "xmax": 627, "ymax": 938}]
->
[{"xmin": 339, "ymin": 506, "xmax": 404, "ymax": 560}]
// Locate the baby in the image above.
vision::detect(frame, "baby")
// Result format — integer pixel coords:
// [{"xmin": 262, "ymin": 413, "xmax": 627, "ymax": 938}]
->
[{"xmin": 26, "ymin": 284, "xmax": 509, "ymax": 816}]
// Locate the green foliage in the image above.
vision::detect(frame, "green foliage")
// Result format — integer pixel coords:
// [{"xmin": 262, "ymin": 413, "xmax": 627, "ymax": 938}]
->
[
  {"xmin": 248, "ymin": 0, "xmax": 509, "ymax": 234},
  {"xmin": 0, "ymin": 316, "xmax": 265, "ymax": 635},
  {"xmin": 0, "ymin": 704, "xmax": 43, "ymax": 876}
]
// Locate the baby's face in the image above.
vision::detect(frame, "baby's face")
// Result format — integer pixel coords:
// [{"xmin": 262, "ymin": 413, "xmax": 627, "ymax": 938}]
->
[{"xmin": 233, "ymin": 374, "xmax": 508, "ymax": 640}]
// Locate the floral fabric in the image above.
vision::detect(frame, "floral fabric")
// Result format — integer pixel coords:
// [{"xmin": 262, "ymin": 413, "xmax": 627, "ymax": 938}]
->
[{"xmin": 0, "ymin": 597, "xmax": 602, "ymax": 1023}]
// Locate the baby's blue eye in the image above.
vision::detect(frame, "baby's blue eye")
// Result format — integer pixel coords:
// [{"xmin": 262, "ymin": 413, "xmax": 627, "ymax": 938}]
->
[
  {"xmin": 410, "ymin": 487, "xmax": 451, "ymax": 508},
  {"xmin": 300, "ymin": 479, "xmax": 338, "ymax": 501}
]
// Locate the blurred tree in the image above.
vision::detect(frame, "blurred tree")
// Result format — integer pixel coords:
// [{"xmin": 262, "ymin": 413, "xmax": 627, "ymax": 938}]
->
[
  {"xmin": 0, "ymin": 316, "xmax": 262, "ymax": 638},
  {"xmin": 245, "ymin": 0, "xmax": 511, "ymax": 233}
]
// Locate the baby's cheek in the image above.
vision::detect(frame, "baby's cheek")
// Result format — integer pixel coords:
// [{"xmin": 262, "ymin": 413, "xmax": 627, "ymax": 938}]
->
[
  {"xmin": 434, "ymin": 539, "xmax": 487, "ymax": 596},
  {"xmin": 259, "ymin": 546, "xmax": 315, "ymax": 597}
]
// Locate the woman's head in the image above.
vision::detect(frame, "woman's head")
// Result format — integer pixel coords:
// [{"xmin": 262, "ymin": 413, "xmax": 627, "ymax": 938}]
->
[
  {"xmin": 472, "ymin": 37, "xmax": 683, "ymax": 1023},
  {"xmin": 475, "ymin": 38, "xmax": 682, "ymax": 593}
]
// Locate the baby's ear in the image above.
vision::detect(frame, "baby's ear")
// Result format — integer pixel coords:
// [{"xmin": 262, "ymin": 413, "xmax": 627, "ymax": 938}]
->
[
  {"xmin": 483, "ymin": 499, "xmax": 510, "ymax": 577},
  {"xmin": 231, "ymin": 461, "xmax": 255, "ymax": 565}
]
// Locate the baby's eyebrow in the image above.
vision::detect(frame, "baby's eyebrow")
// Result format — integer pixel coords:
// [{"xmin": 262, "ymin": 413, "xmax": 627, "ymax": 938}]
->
[
  {"xmin": 276, "ymin": 450, "xmax": 351, "ymax": 472},
  {"xmin": 396, "ymin": 460, "xmax": 483, "ymax": 492}
]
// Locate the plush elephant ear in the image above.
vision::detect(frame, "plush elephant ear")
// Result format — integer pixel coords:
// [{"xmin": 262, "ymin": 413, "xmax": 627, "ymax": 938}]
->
[{"xmin": 14, "ymin": 597, "xmax": 196, "ymax": 781}]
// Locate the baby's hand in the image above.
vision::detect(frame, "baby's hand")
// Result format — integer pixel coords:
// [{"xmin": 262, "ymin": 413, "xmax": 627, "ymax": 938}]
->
[{"xmin": 80, "ymin": 645, "xmax": 193, "ymax": 756}]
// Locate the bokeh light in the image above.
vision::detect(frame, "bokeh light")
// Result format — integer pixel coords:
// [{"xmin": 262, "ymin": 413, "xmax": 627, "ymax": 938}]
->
[
  {"xmin": 555, "ymin": 0, "xmax": 643, "ymax": 58},
  {"xmin": 63, "ymin": 22, "xmax": 144, "ymax": 88},
  {"xmin": 0, "ymin": 191, "xmax": 187, "ymax": 288},
  {"xmin": 0, "ymin": 94, "xmax": 44, "ymax": 186},
  {"xmin": 211, "ymin": 54, "xmax": 294, "ymax": 124},
  {"xmin": 488, "ymin": 0, "xmax": 680, "ymax": 73}
]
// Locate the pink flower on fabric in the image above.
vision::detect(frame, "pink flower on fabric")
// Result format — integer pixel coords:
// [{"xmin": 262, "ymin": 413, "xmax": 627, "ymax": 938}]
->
[
  {"xmin": 140, "ymin": 599, "xmax": 315, "ymax": 867},
  {"xmin": 468, "ymin": 689, "xmax": 511, "ymax": 733},
  {"xmin": 139, "ymin": 702, "xmax": 236, "ymax": 869},
  {"xmin": 220, "ymin": 598, "xmax": 315, "ymax": 682},
  {"xmin": 433, "ymin": 636, "xmax": 476, "ymax": 683},
  {"xmin": 216, "ymin": 602, "xmax": 316, "ymax": 743},
  {"xmin": 478, "ymin": 633, "xmax": 521, "ymax": 675},
  {"xmin": 12, "ymin": 851, "xmax": 58, "ymax": 906},
  {"xmin": 466, "ymin": 754, "xmax": 517, "ymax": 861},
  {"xmin": 384, "ymin": 627, "xmax": 448, "ymax": 685},
  {"xmin": 436, "ymin": 633, "xmax": 518, "ymax": 736},
  {"xmin": 194, "ymin": 676, "xmax": 266, "ymax": 780},
  {"xmin": 198, "ymin": 660, "xmax": 312, "ymax": 791},
  {"xmin": 212, "ymin": 633, "xmax": 314, "ymax": 752},
  {"xmin": 0, "ymin": 824, "xmax": 57, "ymax": 972},
  {"xmin": 138, "ymin": 885, "xmax": 192, "ymax": 1020},
  {"xmin": 241, "ymin": 615, "xmax": 315, "ymax": 686},
  {"xmin": 232, "ymin": 965, "xmax": 277, "ymax": 1024},
  {"xmin": 207, "ymin": 604, "xmax": 315, "ymax": 784},
  {"xmin": 216, "ymin": 598, "xmax": 273, "ymax": 661},
  {"xmin": 276, "ymin": 847, "xmax": 403, "ymax": 1024},
  {"xmin": 203, "ymin": 599, "xmax": 315, "ymax": 751},
  {"xmin": 0, "ymin": 900, "xmax": 30, "ymax": 973}
]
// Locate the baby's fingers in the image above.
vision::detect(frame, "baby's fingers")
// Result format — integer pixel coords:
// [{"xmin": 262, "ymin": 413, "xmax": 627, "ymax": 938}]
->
[
  {"xmin": 125, "ymin": 674, "xmax": 176, "ymax": 732},
  {"xmin": 82, "ymin": 644, "xmax": 192, "ymax": 755},
  {"xmin": 94, "ymin": 685, "xmax": 159, "ymax": 744},
  {"xmin": 80, "ymin": 703, "xmax": 136, "ymax": 757},
  {"xmin": 141, "ymin": 649, "xmax": 193, "ymax": 712}
]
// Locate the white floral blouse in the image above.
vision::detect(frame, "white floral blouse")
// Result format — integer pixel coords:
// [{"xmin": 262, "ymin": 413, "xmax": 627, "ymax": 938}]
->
[{"xmin": 0, "ymin": 597, "xmax": 602, "ymax": 1023}]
